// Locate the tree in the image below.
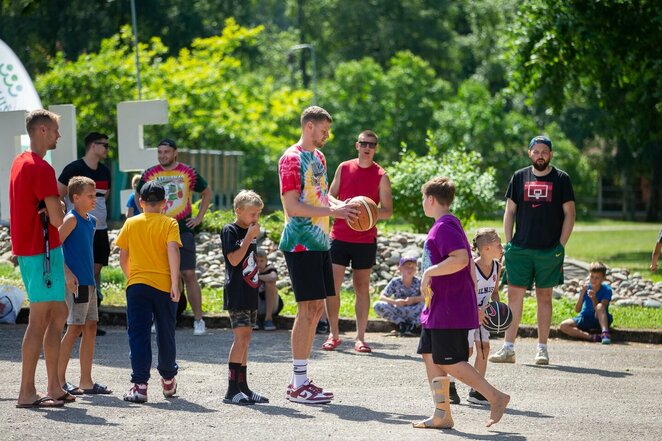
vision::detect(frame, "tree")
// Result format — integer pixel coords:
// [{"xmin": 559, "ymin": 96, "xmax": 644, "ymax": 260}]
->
[
  {"xmin": 389, "ymin": 137, "xmax": 501, "ymax": 233},
  {"xmin": 35, "ymin": 19, "xmax": 310, "ymax": 203},
  {"xmin": 510, "ymin": 0, "xmax": 662, "ymax": 220}
]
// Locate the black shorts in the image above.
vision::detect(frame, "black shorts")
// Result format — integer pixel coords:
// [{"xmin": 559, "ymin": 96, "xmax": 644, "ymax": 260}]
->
[
  {"xmin": 284, "ymin": 251, "xmax": 335, "ymax": 302},
  {"xmin": 93, "ymin": 229, "xmax": 110, "ymax": 266},
  {"xmin": 179, "ymin": 231, "xmax": 197, "ymax": 271},
  {"xmin": 417, "ymin": 328, "xmax": 470, "ymax": 365},
  {"xmin": 330, "ymin": 239, "xmax": 377, "ymax": 269}
]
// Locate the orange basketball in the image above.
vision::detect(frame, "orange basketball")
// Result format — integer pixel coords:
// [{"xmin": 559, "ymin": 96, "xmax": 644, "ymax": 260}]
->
[{"xmin": 346, "ymin": 196, "xmax": 378, "ymax": 232}]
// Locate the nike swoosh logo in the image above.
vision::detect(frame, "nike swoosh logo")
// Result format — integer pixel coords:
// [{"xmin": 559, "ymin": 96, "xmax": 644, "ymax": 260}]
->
[
  {"xmin": 555, "ymin": 253, "xmax": 561, "ymax": 257},
  {"xmin": 532, "ymin": 203, "xmax": 542, "ymax": 208}
]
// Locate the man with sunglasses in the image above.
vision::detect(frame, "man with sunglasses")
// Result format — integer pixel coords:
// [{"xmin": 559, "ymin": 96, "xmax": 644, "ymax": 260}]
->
[
  {"xmin": 322, "ymin": 130, "xmax": 393, "ymax": 353},
  {"xmin": 58, "ymin": 132, "xmax": 112, "ymax": 336}
]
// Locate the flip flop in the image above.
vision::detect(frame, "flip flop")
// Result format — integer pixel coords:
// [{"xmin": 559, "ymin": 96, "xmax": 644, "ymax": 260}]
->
[
  {"xmin": 63, "ymin": 382, "xmax": 84, "ymax": 395},
  {"xmin": 16, "ymin": 396, "xmax": 64, "ymax": 408},
  {"xmin": 321, "ymin": 337, "xmax": 342, "ymax": 351},
  {"xmin": 83, "ymin": 383, "xmax": 112, "ymax": 395},
  {"xmin": 56, "ymin": 392, "xmax": 76, "ymax": 403},
  {"xmin": 354, "ymin": 341, "xmax": 372, "ymax": 353}
]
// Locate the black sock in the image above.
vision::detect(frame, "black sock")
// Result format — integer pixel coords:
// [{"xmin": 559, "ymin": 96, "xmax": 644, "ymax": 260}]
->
[
  {"xmin": 225, "ymin": 362, "xmax": 242, "ymax": 398},
  {"xmin": 238, "ymin": 365, "xmax": 251, "ymax": 396}
]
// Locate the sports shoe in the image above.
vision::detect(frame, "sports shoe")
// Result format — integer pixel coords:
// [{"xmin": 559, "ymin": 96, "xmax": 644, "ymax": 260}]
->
[
  {"xmin": 316, "ymin": 320, "xmax": 329, "ymax": 335},
  {"xmin": 601, "ymin": 331, "xmax": 611, "ymax": 345},
  {"xmin": 467, "ymin": 389, "xmax": 489, "ymax": 405},
  {"xmin": 397, "ymin": 322, "xmax": 407, "ymax": 336},
  {"xmin": 193, "ymin": 319, "xmax": 206, "ymax": 336},
  {"xmin": 161, "ymin": 377, "xmax": 177, "ymax": 398},
  {"xmin": 123, "ymin": 383, "xmax": 148, "ymax": 403},
  {"xmin": 534, "ymin": 346, "xmax": 549, "ymax": 365},
  {"xmin": 449, "ymin": 382, "xmax": 460, "ymax": 404},
  {"xmin": 286, "ymin": 381, "xmax": 333, "ymax": 404},
  {"xmin": 263, "ymin": 320, "xmax": 277, "ymax": 331},
  {"xmin": 403, "ymin": 323, "xmax": 417, "ymax": 337},
  {"xmin": 489, "ymin": 346, "xmax": 516, "ymax": 363},
  {"xmin": 590, "ymin": 334, "xmax": 601, "ymax": 343}
]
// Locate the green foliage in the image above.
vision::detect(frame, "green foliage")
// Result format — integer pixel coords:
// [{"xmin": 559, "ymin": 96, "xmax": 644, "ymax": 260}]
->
[
  {"xmin": 319, "ymin": 52, "xmax": 451, "ymax": 171},
  {"xmin": 432, "ymin": 79, "xmax": 597, "ymax": 214},
  {"xmin": 35, "ymin": 19, "xmax": 309, "ymax": 203},
  {"xmin": 198, "ymin": 203, "xmax": 284, "ymax": 244},
  {"xmin": 389, "ymin": 138, "xmax": 501, "ymax": 232}
]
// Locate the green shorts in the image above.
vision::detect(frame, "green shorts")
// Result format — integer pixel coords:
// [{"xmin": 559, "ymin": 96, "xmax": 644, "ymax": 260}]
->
[
  {"xmin": 503, "ymin": 242, "xmax": 564, "ymax": 289},
  {"xmin": 17, "ymin": 247, "xmax": 66, "ymax": 303}
]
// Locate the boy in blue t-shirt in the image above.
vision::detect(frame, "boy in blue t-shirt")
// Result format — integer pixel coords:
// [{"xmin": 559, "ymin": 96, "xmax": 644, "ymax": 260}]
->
[
  {"xmin": 58, "ymin": 176, "xmax": 112, "ymax": 400},
  {"xmin": 559, "ymin": 261, "xmax": 613, "ymax": 344}
]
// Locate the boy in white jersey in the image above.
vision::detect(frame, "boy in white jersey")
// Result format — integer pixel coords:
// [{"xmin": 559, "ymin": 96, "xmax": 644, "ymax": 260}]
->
[{"xmin": 467, "ymin": 228, "xmax": 503, "ymax": 405}]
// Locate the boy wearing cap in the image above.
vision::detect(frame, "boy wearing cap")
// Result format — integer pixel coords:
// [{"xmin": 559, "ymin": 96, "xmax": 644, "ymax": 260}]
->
[
  {"xmin": 138, "ymin": 138, "xmax": 212, "ymax": 336},
  {"xmin": 116, "ymin": 181, "xmax": 182, "ymax": 403},
  {"xmin": 373, "ymin": 256, "xmax": 424, "ymax": 336},
  {"xmin": 490, "ymin": 135, "xmax": 575, "ymax": 366}
]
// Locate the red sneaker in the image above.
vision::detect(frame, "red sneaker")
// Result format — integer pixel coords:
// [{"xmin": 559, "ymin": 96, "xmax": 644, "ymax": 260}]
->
[
  {"xmin": 161, "ymin": 377, "xmax": 177, "ymax": 398},
  {"xmin": 286, "ymin": 381, "xmax": 333, "ymax": 404}
]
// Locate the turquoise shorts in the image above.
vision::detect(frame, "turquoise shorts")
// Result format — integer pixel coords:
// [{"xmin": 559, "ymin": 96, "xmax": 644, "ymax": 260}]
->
[{"xmin": 18, "ymin": 247, "xmax": 66, "ymax": 303}]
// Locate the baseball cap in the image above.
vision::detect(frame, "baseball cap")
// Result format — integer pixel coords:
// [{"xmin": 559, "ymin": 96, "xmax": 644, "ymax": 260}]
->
[
  {"xmin": 140, "ymin": 181, "xmax": 166, "ymax": 202},
  {"xmin": 399, "ymin": 256, "xmax": 417, "ymax": 266},
  {"xmin": 158, "ymin": 138, "xmax": 177, "ymax": 149},
  {"xmin": 528, "ymin": 135, "xmax": 552, "ymax": 150}
]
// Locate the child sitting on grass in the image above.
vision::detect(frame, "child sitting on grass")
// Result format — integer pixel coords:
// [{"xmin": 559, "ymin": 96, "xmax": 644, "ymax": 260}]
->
[
  {"xmin": 373, "ymin": 255, "xmax": 424, "ymax": 336},
  {"xmin": 559, "ymin": 261, "xmax": 613, "ymax": 344}
]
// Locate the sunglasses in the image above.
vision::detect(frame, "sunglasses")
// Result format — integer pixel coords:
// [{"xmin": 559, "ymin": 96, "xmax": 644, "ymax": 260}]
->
[
  {"xmin": 357, "ymin": 141, "xmax": 377, "ymax": 149},
  {"xmin": 94, "ymin": 141, "xmax": 109, "ymax": 148}
]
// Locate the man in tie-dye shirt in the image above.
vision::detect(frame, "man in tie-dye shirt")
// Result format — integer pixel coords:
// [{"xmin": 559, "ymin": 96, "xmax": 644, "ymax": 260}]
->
[
  {"xmin": 278, "ymin": 106, "xmax": 357, "ymax": 405},
  {"xmin": 138, "ymin": 138, "xmax": 212, "ymax": 336}
]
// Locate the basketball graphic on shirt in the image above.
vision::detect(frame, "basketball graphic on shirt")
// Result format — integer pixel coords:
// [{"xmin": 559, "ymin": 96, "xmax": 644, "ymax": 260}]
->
[{"xmin": 346, "ymin": 196, "xmax": 378, "ymax": 232}]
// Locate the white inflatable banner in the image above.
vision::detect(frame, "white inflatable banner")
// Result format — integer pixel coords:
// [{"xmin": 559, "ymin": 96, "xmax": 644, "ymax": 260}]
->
[{"xmin": 0, "ymin": 39, "xmax": 41, "ymax": 112}]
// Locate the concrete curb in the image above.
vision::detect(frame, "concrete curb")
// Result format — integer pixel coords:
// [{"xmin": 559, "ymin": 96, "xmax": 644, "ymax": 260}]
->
[{"xmin": 17, "ymin": 306, "xmax": 662, "ymax": 344}]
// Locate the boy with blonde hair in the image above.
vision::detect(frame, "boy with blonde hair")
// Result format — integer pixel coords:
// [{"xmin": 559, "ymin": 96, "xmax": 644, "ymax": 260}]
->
[
  {"xmin": 58, "ymin": 176, "xmax": 112, "ymax": 398},
  {"xmin": 221, "ymin": 190, "xmax": 269, "ymax": 404},
  {"xmin": 116, "ymin": 181, "xmax": 182, "ymax": 403}
]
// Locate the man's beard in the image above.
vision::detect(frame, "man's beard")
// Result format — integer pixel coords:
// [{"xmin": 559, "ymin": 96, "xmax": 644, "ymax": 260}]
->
[{"xmin": 532, "ymin": 159, "xmax": 549, "ymax": 171}]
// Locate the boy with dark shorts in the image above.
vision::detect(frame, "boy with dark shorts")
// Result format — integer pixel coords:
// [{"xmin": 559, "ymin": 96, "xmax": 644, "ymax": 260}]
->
[
  {"xmin": 278, "ymin": 106, "xmax": 357, "ymax": 404},
  {"xmin": 255, "ymin": 248, "xmax": 282, "ymax": 331},
  {"xmin": 58, "ymin": 177, "xmax": 112, "ymax": 398},
  {"xmin": 116, "ymin": 181, "xmax": 182, "ymax": 403},
  {"xmin": 414, "ymin": 176, "xmax": 509, "ymax": 429},
  {"xmin": 221, "ymin": 190, "xmax": 269, "ymax": 405}
]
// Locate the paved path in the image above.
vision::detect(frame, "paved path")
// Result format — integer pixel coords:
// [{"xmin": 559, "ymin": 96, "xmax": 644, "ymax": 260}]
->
[{"xmin": 1, "ymin": 325, "xmax": 660, "ymax": 440}]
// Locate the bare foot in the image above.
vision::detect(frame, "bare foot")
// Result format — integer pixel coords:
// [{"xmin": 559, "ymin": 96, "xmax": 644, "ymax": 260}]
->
[{"xmin": 486, "ymin": 392, "xmax": 510, "ymax": 427}]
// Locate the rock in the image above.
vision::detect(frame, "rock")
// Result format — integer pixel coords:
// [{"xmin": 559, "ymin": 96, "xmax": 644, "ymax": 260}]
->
[
  {"xmin": 611, "ymin": 273, "xmax": 628, "ymax": 281},
  {"xmin": 552, "ymin": 287, "xmax": 564, "ymax": 299},
  {"xmin": 643, "ymin": 299, "xmax": 662, "ymax": 308},
  {"xmin": 615, "ymin": 299, "xmax": 642, "ymax": 307}
]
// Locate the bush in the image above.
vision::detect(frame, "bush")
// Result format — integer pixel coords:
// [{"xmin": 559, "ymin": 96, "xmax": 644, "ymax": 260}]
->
[{"xmin": 389, "ymin": 137, "xmax": 501, "ymax": 232}]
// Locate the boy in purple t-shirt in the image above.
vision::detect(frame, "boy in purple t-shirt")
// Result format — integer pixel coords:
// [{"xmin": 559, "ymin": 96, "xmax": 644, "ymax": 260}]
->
[{"xmin": 414, "ymin": 176, "xmax": 509, "ymax": 430}]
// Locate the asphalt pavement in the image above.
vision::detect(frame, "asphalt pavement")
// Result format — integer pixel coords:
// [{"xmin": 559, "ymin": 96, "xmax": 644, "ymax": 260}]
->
[{"xmin": 0, "ymin": 325, "xmax": 660, "ymax": 440}]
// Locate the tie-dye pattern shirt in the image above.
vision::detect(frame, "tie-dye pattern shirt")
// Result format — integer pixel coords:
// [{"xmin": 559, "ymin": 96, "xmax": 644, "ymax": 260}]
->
[
  {"xmin": 139, "ymin": 163, "xmax": 208, "ymax": 234},
  {"xmin": 278, "ymin": 144, "xmax": 330, "ymax": 252}
]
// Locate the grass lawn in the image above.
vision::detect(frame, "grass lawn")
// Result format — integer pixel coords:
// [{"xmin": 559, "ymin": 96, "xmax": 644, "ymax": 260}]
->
[{"xmin": 1, "ymin": 219, "xmax": 660, "ymax": 328}]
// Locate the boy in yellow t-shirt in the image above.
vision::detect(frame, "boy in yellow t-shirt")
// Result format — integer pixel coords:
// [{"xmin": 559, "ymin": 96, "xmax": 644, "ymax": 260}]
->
[{"xmin": 116, "ymin": 181, "xmax": 182, "ymax": 403}]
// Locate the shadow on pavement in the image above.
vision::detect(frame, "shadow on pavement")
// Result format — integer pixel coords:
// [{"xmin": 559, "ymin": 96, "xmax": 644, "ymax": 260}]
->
[
  {"xmin": 320, "ymin": 403, "xmax": 427, "ymax": 425},
  {"xmin": 42, "ymin": 405, "xmax": 119, "ymax": 426},
  {"xmin": 247, "ymin": 403, "xmax": 315, "ymax": 420},
  {"xmin": 443, "ymin": 429, "xmax": 527, "ymax": 440},
  {"xmin": 524, "ymin": 363, "xmax": 632, "ymax": 378}
]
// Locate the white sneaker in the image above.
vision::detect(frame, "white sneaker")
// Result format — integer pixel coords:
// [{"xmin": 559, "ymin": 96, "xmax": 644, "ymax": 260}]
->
[
  {"xmin": 489, "ymin": 346, "xmax": 516, "ymax": 363},
  {"xmin": 193, "ymin": 319, "xmax": 206, "ymax": 336},
  {"xmin": 534, "ymin": 346, "xmax": 549, "ymax": 365}
]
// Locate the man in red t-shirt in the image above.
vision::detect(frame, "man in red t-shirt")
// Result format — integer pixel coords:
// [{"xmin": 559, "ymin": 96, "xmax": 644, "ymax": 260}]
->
[
  {"xmin": 322, "ymin": 130, "xmax": 393, "ymax": 353},
  {"xmin": 10, "ymin": 110, "xmax": 75, "ymax": 408}
]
